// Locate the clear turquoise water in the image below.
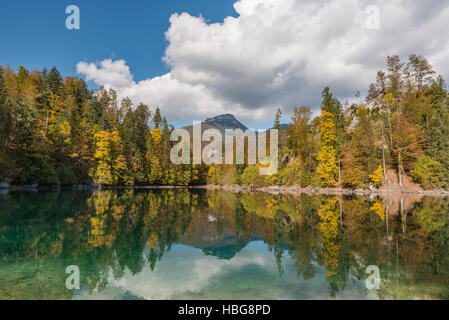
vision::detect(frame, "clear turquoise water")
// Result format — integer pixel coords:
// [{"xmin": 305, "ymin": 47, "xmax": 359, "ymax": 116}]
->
[{"xmin": 1, "ymin": 189, "xmax": 448, "ymax": 300}]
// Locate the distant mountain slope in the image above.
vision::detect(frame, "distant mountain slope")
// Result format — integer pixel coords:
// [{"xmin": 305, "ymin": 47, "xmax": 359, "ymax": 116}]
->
[
  {"xmin": 182, "ymin": 114, "xmax": 288, "ymax": 137},
  {"xmin": 203, "ymin": 114, "xmax": 248, "ymax": 132},
  {"xmin": 182, "ymin": 113, "xmax": 248, "ymax": 137}
]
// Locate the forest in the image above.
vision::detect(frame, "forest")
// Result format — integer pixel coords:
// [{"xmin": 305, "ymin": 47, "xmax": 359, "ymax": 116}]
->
[{"xmin": 0, "ymin": 54, "xmax": 448, "ymax": 190}]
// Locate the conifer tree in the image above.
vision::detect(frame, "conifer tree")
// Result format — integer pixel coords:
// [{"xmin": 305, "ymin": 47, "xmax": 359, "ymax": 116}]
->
[{"xmin": 426, "ymin": 81, "xmax": 449, "ymax": 187}]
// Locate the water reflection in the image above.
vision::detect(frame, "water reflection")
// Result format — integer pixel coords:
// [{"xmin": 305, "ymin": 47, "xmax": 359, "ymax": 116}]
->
[{"xmin": 1, "ymin": 189, "xmax": 449, "ymax": 299}]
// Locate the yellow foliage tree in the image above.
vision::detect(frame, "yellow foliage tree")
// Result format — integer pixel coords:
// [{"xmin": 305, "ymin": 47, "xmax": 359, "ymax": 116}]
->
[
  {"xmin": 207, "ymin": 165, "xmax": 221, "ymax": 185},
  {"xmin": 148, "ymin": 232, "xmax": 158, "ymax": 249},
  {"xmin": 317, "ymin": 110, "xmax": 338, "ymax": 186},
  {"xmin": 370, "ymin": 198, "xmax": 385, "ymax": 221},
  {"xmin": 147, "ymin": 155, "xmax": 162, "ymax": 184},
  {"xmin": 369, "ymin": 165, "xmax": 384, "ymax": 188},
  {"xmin": 91, "ymin": 130, "xmax": 129, "ymax": 185},
  {"xmin": 48, "ymin": 92, "xmax": 64, "ymax": 126},
  {"xmin": 152, "ymin": 127, "xmax": 162, "ymax": 145},
  {"xmin": 87, "ymin": 191, "xmax": 115, "ymax": 248},
  {"xmin": 318, "ymin": 198, "xmax": 341, "ymax": 276}
]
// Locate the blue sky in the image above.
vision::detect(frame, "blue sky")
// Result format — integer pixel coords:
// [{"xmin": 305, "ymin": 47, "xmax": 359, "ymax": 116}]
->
[
  {"xmin": 0, "ymin": 0, "xmax": 236, "ymax": 83},
  {"xmin": 2, "ymin": 1, "xmax": 448, "ymax": 129}
]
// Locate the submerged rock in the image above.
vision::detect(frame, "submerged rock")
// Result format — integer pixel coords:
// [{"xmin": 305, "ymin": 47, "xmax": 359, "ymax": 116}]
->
[
  {"xmin": 24, "ymin": 183, "xmax": 38, "ymax": 190},
  {"xmin": 90, "ymin": 182, "xmax": 102, "ymax": 189},
  {"xmin": 0, "ymin": 182, "xmax": 10, "ymax": 189},
  {"xmin": 72, "ymin": 184, "xmax": 90, "ymax": 190}
]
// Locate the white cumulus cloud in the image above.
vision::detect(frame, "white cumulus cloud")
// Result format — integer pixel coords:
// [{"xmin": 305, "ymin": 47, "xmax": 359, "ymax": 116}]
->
[
  {"xmin": 76, "ymin": 59, "xmax": 134, "ymax": 89},
  {"xmin": 76, "ymin": 0, "xmax": 449, "ymax": 124}
]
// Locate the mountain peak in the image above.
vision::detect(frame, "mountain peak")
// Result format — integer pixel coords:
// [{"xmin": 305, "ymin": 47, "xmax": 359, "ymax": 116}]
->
[
  {"xmin": 203, "ymin": 114, "xmax": 248, "ymax": 132},
  {"xmin": 204, "ymin": 113, "xmax": 236, "ymax": 122}
]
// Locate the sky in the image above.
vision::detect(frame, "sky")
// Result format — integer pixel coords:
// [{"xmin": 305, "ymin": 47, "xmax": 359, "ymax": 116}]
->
[{"xmin": 2, "ymin": 0, "xmax": 449, "ymax": 129}]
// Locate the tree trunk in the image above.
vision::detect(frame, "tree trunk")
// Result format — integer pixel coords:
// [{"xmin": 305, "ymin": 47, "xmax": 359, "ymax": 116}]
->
[
  {"xmin": 387, "ymin": 102, "xmax": 393, "ymax": 147},
  {"xmin": 386, "ymin": 203, "xmax": 390, "ymax": 263},
  {"xmin": 400, "ymin": 197, "xmax": 407, "ymax": 233},
  {"xmin": 338, "ymin": 156, "xmax": 341, "ymax": 185},
  {"xmin": 339, "ymin": 198, "xmax": 343, "ymax": 226},
  {"xmin": 382, "ymin": 127, "xmax": 387, "ymax": 180},
  {"xmin": 396, "ymin": 236, "xmax": 399, "ymax": 276},
  {"xmin": 397, "ymin": 103, "xmax": 403, "ymax": 187},
  {"xmin": 45, "ymin": 110, "xmax": 49, "ymax": 134}
]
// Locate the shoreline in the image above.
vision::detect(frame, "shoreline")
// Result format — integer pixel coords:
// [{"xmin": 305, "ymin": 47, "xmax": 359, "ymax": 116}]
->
[
  {"xmin": 2, "ymin": 183, "xmax": 449, "ymax": 196},
  {"xmin": 202, "ymin": 184, "xmax": 449, "ymax": 196}
]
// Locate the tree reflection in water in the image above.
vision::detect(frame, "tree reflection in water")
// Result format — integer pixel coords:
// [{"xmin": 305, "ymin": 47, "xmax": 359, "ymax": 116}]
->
[{"xmin": 1, "ymin": 189, "xmax": 449, "ymax": 299}]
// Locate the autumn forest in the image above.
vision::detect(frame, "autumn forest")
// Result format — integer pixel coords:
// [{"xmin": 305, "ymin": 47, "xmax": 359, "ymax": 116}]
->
[{"xmin": 1, "ymin": 54, "xmax": 448, "ymax": 190}]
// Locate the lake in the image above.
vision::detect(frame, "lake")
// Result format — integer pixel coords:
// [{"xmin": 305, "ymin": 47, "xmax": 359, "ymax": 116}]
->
[{"xmin": 1, "ymin": 189, "xmax": 448, "ymax": 300}]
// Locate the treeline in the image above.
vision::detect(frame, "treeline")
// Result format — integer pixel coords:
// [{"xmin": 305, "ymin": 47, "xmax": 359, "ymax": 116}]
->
[
  {"xmin": 210, "ymin": 54, "xmax": 449, "ymax": 190},
  {"xmin": 0, "ymin": 65, "xmax": 207, "ymax": 186},
  {"xmin": 1, "ymin": 54, "xmax": 449, "ymax": 189}
]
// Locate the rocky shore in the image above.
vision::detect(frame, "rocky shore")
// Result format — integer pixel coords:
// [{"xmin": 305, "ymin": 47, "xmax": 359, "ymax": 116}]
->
[
  {"xmin": 2, "ymin": 181, "xmax": 449, "ymax": 196},
  {"xmin": 202, "ymin": 184, "xmax": 449, "ymax": 196}
]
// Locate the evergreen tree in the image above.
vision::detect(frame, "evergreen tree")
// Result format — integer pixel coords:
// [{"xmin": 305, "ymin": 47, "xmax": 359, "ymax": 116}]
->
[
  {"xmin": 273, "ymin": 107, "xmax": 282, "ymax": 131},
  {"xmin": 0, "ymin": 67, "xmax": 15, "ymax": 180},
  {"xmin": 46, "ymin": 67, "xmax": 63, "ymax": 95},
  {"xmin": 427, "ymin": 83, "xmax": 449, "ymax": 187},
  {"xmin": 0, "ymin": 66, "xmax": 9, "ymax": 148},
  {"xmin": 273, "ymin": 107, "xmax": 283, "ymax": 168},
  {"xmin": 152, "ymin": 107, "xmax": 162, "ymax": 128}
]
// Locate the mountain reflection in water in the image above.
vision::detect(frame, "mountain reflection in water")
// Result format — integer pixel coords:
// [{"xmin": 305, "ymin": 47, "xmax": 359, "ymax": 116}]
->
[{"xmin": 1, "ymin": 189, "xmax": 449, "ymax": 300}]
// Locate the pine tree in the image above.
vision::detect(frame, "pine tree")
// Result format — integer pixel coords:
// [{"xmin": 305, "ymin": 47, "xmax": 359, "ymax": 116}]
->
[
  {"xmin": 0, "ymin": 67, "xmax": 15, "ymax": 180},
  {"xmin": 273, "ymin": 107, "xmax": 283, "ymax": 169},
  {"xmin": 386, "ymin": 55, "xmax": 404, "ymax": 97},
  {"xmin": 0, "ymin": 67, "xmax": 6, "ymax": 106},
  {"xmin": 0, "ymin": 66, "xmax": 9, "ymax": 148},
  {"xmin": 427, "ymin": 97, "xmax": 449, "ymax": 187},
  {"xmin": 153, "ymin": 107, "xmax": 162, "ymax": 128},
  {"xmin": 273, "ymin": 107, "xmax": 282, "ymax": 131},
  {"xmin": 16, "ymin": 65, "xmax": 29, "ymax": 84},
  {"xmin": 46, "ymin": 67, "xmax": 63, "ymax": 95}
]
